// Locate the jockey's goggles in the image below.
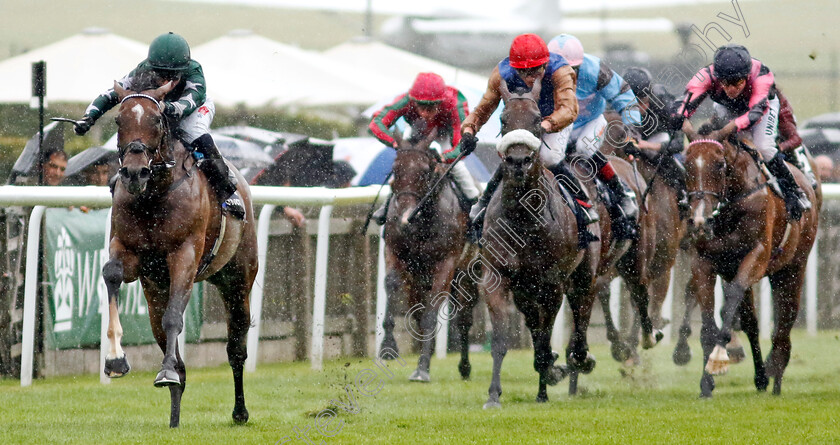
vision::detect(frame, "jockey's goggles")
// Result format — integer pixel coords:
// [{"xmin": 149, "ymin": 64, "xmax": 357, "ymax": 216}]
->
[
  {"xmin": 412, "ymin": 99, "xmax": 442, "ymax": 107},
  {"xmin": 515, "ymin": 64, "xmax": 546, "ymax": 78}
]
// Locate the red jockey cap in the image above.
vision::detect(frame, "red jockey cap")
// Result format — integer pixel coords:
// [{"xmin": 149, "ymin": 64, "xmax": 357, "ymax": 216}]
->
[
  {"xmin": 409, "ymin": 72, "xmax": 447, "ymax": 103},
  {"xmin": 509, "ymin": 33, "xmax": 550, "ymax": 69}
]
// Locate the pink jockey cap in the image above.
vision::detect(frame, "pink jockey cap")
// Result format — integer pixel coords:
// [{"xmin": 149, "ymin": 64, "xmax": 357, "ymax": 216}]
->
[{"xmin": 548, "ymin": 34, "xmax": 584, "ymax": 67}]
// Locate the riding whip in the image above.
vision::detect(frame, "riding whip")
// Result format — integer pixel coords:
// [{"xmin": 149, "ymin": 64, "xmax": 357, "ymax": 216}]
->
[{"xmin": 360, "ymin": 170, "xmax": 393, "ymax": 234}]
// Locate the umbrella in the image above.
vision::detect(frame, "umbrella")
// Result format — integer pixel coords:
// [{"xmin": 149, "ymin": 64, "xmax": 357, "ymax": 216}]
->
[
  {"xmin": 64, "ymin": 146, "xmax": 118, "ymax": 178},
  {"xmin": 332, "ymin": 137, "xmax": 491, "ymax": 186},
  {"xmin": 210, "ymin": 133, "xmax": 274, "ymax": 169},
  {"xmin": 8, "ymin": 121, "xmax": 65, "ymax": 184}
]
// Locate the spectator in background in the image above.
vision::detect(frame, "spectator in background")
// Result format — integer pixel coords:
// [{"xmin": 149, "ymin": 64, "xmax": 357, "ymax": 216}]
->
[
  {"xmin": 814, "ymin": 155, "xmax": 835, "ymax": 183},
  {"xmin": 39, "ymin": 147, "xmax": 67, "ymax": 186}
]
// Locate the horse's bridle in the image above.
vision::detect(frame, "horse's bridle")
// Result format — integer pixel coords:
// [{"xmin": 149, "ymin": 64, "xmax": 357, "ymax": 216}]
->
[
  {"xmin": 391, "ymin": 147, "xmax": 440, "ymax": 212},
  {"xmin": 117, "ymin": 93, "xmax": 175, "ymax": 170},
  {"xmin": 686, "ymin": 139, "xmax": 727, "ymax": 208}
]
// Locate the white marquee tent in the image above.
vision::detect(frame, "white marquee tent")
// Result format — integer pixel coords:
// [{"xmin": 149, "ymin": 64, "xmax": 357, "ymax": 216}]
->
[
  {"xmin": 323, "ymin": 38, "xmax": 490, "ymax": 97},
  {"xmin": 0, "ymin": 28, "xmax": 147, "ymax": 104},
  {"xmin": 192, "ymin": 30, "xmax": 392, "ymax": 108}
]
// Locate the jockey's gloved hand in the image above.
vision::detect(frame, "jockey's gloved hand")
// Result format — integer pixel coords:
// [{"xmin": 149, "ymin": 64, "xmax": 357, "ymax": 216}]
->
[
  {"xmin": 460, "ymin": 132, "xmax": 478, "ymax": 156},
  {"xmin": 663, "ymin": 137, "xmax": 684, "ymax": 156},
  {"xmin": 163, "ymin": 102, "xmax": 182, "ymax": 120},
  {"xmin": 74, "ymin": 116, "xmax": 94, "ymax": 136},
  {"xmin": 667, "ymin": 114, "xmax": 685, "ymax": 133}
]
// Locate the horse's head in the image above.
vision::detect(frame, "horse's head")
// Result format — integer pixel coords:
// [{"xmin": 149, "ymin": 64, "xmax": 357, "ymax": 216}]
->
[
  {"xmin": 498, "ymin": 79, "xmax": 543, "ymax": 185},
  {"xmin": 684, "ymin": 137, "xmax": 729, "ymax": 238},
  {"xmin": 390, "ymin": 128, "xmax": 440, "ymax": 225},
  {"xmin": 113, "ymin": 79, "xmax": 176, "ymax": 195}
]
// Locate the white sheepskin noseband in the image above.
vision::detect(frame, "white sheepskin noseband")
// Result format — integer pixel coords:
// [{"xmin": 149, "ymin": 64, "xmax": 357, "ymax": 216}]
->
[{"xmin": 497, "ymin": 129, "xmax": 541, "ymax": 156}]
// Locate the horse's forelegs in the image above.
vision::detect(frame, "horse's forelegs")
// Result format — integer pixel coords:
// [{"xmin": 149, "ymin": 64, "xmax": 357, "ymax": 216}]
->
[
  {"xmin": 673, "ymin": 276, "xmax": 697, "ymax": 366},
  {"xmin": 156, "ymin": 244, "xmax": 198, "ymax": 388},
  {"xmin": 224, "ymin": 293, "xmax": 250, "ymax": 424},
  {"xmin": 767, "ymin": 266, "xmax": 803, "ymax": 395},
  {"xmin": 626, "ymin": 280, "xmax": 662, "ymax": 350},
  {"xmin": 737, "ymin": 288, "xmax": 768, "ymax": 392},
  {"xmin": 379, "ymin": 269, "xmax": 400, "ymax": 358},
  {"xmin": 597, "ymin": 281, "xmax": 632, "ymax": 363},
  {"xmin": 102, "ymin": 258, "xmax": 130, "ymax": 377},
  {"xmin": 456, "ymin": 302, "xmax": 474, "ymax": 380},
  {"xmin": 483, "ymin": 282, "xmax": 510, "ymax": 409}
]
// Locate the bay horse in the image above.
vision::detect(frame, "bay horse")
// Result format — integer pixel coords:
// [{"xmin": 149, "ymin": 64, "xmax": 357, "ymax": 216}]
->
[
  {"xmin": 682, "ymin": 134, "xmax": 820, "ymax": 397},
  {"xmin": 479, "ymin": 78, "xmax": 599, "ymax": 408},
  {"xmin": 597, "ymin": 112, "xmax": 684, "ymax": 364},
  {"xmin": 379, "ymin": 128, "xmax": 470, "ymax": 382},
  {"xmin": 101, "ymin": 80, "xmax": 258, "ymax": 426}
]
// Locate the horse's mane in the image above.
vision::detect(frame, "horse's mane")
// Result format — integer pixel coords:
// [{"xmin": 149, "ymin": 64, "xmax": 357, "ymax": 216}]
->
[
  {"xmin": 129, "ymin": 70, "xmax": 168, "ymax": 93},
  {"xmin": 509, "ymin": 85, "xmax": 532, "ymax": 96}
]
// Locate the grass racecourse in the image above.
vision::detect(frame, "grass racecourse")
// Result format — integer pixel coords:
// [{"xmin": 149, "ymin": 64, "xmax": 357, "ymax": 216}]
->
[{"xmin": 1, "ymin": 330, "xmax": 839, "ymax": 444}]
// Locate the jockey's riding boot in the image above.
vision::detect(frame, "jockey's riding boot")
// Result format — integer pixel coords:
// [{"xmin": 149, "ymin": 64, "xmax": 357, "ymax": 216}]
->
[
  {"xmin": 786, "ymin": 147, "xmax": 819, "ymax": 190},
  {"xmin": 592, "ymin": 152, "xmax": 638, "ymax": 241},
  {"xmin": 469, "ymin": 166, "xmax": 503, "ymax": 241},
  {"xmin": 547, "ymin": 162, "xmax": 599, "ymax": 248},
  {"xmin": 372, "ymin": 194, "xmax": 392, "ymax": 226},
  {"xmin": 192, "ymin": 134, "xmax": 245, "ymax": 218},
  {"xmin": 767, "ymin": 152, "xmax": 811, "ymax": 221}
]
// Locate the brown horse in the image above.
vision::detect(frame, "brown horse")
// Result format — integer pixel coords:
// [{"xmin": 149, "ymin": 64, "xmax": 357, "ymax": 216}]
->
[
  {"xmin": 379, "ymin": 129, "xmax": 469, "ymax": 382},
  {"xmin": 101, "ymin": 80, "xmax": 258, "ymax": 426},
  {"xmin": 479, "ymin": 79, "xmax": 599, "ymax": 408},
  {"xmin": 682, "ymin": 135, "xmax": 820, "ymax": 397},
  {"xmin": 598, "ymin": 114, "xmax": 685, "ymax": 364}
]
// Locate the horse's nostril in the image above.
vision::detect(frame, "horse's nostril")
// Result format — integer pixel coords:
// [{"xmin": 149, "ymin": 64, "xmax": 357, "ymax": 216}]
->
[
  {"xmin": 139, "ymin": 168, "xmax": 151, "ymax": 180},
  {"xmin": 119, "ymin": 167, "xmax": 129, "ymax": 178}
]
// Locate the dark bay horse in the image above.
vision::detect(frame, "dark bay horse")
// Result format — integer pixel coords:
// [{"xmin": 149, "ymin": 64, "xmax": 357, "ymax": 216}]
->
[
  {"xmin": 102, "ymin": 80, "xmax": 258, "ymax": 426},
  {"xmin": 379, "ymin": 129, "xmax": 470, "ymax": 382},
  {"xmin": 479, "ymin": 79, "xmax": 599, "ymax": 408},
  {"xmin": 597, "ymin": 114, "xmax": 684, "ymax": 364},
  {"xmin": 682, "ymin": 135, "xmax": 820, "ymax": 397}
]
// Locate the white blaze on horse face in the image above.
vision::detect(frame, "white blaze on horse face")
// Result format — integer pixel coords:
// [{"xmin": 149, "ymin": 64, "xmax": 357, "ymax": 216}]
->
[
  {"xmin": 131, "ymin": 104, "xmax": 145, "ymax": 126},
  {"xmin": 693, "ymin": 154, "xmax": 706, "ymax": 226}
]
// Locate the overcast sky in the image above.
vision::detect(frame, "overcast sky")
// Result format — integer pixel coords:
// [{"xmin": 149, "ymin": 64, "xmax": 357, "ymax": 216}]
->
[{"xmin": 168, "ymin": 0, "xmax": 738, "ymax": 18}]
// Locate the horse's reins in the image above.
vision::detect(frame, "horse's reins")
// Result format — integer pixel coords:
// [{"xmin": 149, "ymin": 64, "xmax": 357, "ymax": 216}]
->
[
  {"xmin": 118, "ymin": 93, "xmax": 176, "ymax": 170},
  {"xmin": 687, "ymin": 139, "xmax": 771, "ymax": 219}
]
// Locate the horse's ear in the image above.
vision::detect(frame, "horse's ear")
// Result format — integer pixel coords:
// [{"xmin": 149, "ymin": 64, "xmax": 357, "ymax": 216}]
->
[
  {"xmin": 392, "ymin": 129, "xmax": 404, "ymax": 149},
  {"xmin": 421, "ymin": 126, "xmax": 439, "ymax": 149},
  {"xmin": 114, "ymin": 81, "xmax": 128, "ymax": 101},
  {"xmin": 530, "ymin": 75, "xmax": 543, "ymax": 100},
  {"xmin": 151, "ymin": 81, "xmax": 175, "ymax": 100},
  {"xmin": 499, "ymin": 79, "xmax": 512, "ymax": 103}
]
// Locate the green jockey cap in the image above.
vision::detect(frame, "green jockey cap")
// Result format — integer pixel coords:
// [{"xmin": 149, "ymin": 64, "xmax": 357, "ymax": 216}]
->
[{"xmin": 147, "ymin": 32, "xmax": 191, "ymax": 71}]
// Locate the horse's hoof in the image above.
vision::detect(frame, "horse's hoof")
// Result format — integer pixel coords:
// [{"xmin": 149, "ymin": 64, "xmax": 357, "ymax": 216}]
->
[
  {"xmin": 700, "ymin": 375, "xmax": 715, "ymax": 398},
  {"xmin": 379, "ymin": 342, "xmax": 399, "ymax": 360},
  {"xmin": 610, "ymin": 341, "xmax": 633, "ymax": 362},
  {"xmin": 408, "ymin": 370, "xmax": 430, "ymax": 383},
  {"xmin": 540, "ymin": 365, "xmax": 568, "ymax": 386},
  {"xmin": 232, "ymin": 407, "xmax": 249, "ymax": 425},
  {"xmin": 458, "ymin": 361, "xmax": 472, "ymax": 380},
  {"xmin": 727, "ymin": 345, "xmax": 746, "ymax": 364},
  {"xmin": 704, "ymin": 345, "xmax": 730, "ymax": 375},
  {"xmin": 536, "ymin": 393, "xmax": 548, "ymax": 403},
  {"xmin": 575, "ymin": 353, "xmax": 596, "ymax": 374},
  {"xmin": 772, "ymin": 378, "xmax": 782, "ymax": 396},
  {"xmin": 154, "ymin": 369, "xmax": 181, "ymax": 387},
  {"xmin": 672, "ymin": 342, "xmax": 692, "ymax": 366},
  {"xmin": 104, "ymin": 356, "xmax": 131, "ymax": 378},
  {"xmin": 483, "ymin": 400, "xmax": 501, "ymax": 409},
  {"xmin": 755, "ymin": 373, "xmax": 769, "ymax": 392}
]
